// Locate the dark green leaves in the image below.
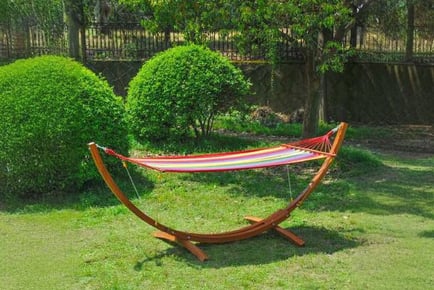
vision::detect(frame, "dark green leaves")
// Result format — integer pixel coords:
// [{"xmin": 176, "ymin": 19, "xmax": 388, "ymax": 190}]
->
[
  {"xmin": 126, "ymin": 44, "xmax": 251, "ymax": 142},
  {"xmin": 0, "ymin": 56, "xmax": 128, "ymax": 197}
]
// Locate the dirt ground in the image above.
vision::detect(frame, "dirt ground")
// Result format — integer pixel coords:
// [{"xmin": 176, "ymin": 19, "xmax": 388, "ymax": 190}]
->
[
  {"xmin": 350, "ymin": 125, "xmax": 434, "ymax": 157},
  {"xmin": 225, "ymin": 124, "xmax": 434, "ymax": 157}
]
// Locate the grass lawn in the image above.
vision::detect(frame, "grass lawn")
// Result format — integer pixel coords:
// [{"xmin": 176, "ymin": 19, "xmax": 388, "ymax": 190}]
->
[{"xmin": 1, "ymin": 131, "xmax": 433, "ymax": 289}]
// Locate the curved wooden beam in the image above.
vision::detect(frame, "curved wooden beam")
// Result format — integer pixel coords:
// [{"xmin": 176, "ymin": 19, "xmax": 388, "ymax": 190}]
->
[
  {"xmin": 89, "ymin": 141, "xmax": 292, "ymax": 243},
  {"xmin": 88, "ymin": 122, "xmax": 348, "ymax": 260}
]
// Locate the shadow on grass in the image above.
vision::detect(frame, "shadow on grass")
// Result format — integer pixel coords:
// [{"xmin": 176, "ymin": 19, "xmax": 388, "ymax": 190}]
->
[
  {"xmin": 182, "ymin": 152, "xmax": 434, "ymax": 221},
  {"xmin": 0, "ymin": 169, "xmax": 154, "ymax": 214},
  {"xmin": 4, "ymin": 136, "xmax": 432, "ymax": 225},
  {"xmin": 182, "ymin": 165, "xmax": 319, "ymax": 200},
  {"xmin": 133, "ymin": 225, "xmax": 362, "ymax": 268},
  {"xmin": 0, "ymin": 134, "xmax": 264, "ymax": 214},
  {"xmin": 305, "ymin": 156, "xmax": 434, "ymax": 220},
  {"xmin": 418, "ymin": 230, "xmax": 434, "ymax": 238}
]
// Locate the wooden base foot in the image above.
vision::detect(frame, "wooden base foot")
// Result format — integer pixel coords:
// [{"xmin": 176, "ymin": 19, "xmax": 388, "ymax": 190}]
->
[
  {"xmin": 153, "ymin": 231, "xmax": 209, "ymax": 262},
  {"xmin": 244, "ymin": 216, "xmax": 305, "ymax": 246}
]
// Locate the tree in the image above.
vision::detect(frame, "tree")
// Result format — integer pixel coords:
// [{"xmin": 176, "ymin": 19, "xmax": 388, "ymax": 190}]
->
[
  {"xmin": 287, "ymin": 1, "xmax": 353, "ymax": 137},
  {"xmin": 120, "ymin": 0, "xmax": 355, "ymax": 136},
  {"xmin": 0, "ymin": 0, "xmax": 64, "ymax": 57},
  {"xmin": 120, "ymin": 0, "xmax": 229, "ymax": 44},
  {"xmin": 0, "ymin": 0, "xmax": 63, "ymax": 27},
  {"xmin": 64, "ymin": 0, "xmax": 85, "ymax": 60},
  {"xmin": 117, "ymin": 0, "xmax": 433, "ymax": 136},
  {"xmin": 233, "ymin": 1, "xmax": 353, "ymax": 136},
  {"xmin": 407, "ymin": 0, "xmax": 434, "ymax": 60},
  {"xmin": 352, "ymin": 0, "xmax": 433, "ymax": 61}
]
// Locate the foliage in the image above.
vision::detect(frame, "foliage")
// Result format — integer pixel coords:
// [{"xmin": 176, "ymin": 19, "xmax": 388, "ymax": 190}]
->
[
  {"xmin": 222, "ymin": 1, "xmax": 355, "ymax": 136},
  {"xmin": 229, "ymin": 0, "xmax": 283, "ymax": 62},
  {"xmin": 365, "ymin": 0, "xmax": 407, "ymax": 39},
  {"xmin": 0, "ymin": 55, "xmax": 128, "ymax": 198},
  {"xmin": 121, "ymin": 0, "xmax": 354, "ymax": 71},
  {"xmin": 354, "ymin": 0, "xmax": 433, "ymax": 37},
  {"xmin": 0, "ymin": 0, "xmax": 65, "ymax": 52},
  {"xmin": 0, "ymin": 0, "xmax": 64, "ymax": 33},
  {"xmin": 414, "ymin": 0, "xmax": 434, "ymax": 29},
  {"xmin": 126, "ymin": 44, "xmax": 251, "ymax": 142},
  {"xmin": 282, "ymin": 0, "xmax": 353, "ymax": 71},
  {"xmin": 118, "ymin": 1, "xmax": 354, "ymax": 137},
  {"xmin": 120, "ymin": 0, "xmax": 233, "ymax": 43}
]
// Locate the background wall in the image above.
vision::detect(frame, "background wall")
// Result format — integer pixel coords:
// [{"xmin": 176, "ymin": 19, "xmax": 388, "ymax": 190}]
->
[
  {"xmin": 87, "ymin": 61, "xmax": 434, "ymax": 124},
  {"xmin": 326, "ymin": 63, "xmax": 434, "ymax": 124}
]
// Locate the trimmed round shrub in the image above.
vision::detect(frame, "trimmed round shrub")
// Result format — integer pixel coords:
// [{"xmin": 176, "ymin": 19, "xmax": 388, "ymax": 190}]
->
[
  {"xmin": 0, "ymin": 56, "xmax": 128, "ymax": 198},
  {"xmin": 126, "ymin": 44, "xmax": 251, "ymax": 142}
]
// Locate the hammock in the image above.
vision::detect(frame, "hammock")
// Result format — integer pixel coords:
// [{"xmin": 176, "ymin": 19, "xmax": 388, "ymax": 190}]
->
[
  {"xmin": 102, "ymin": 130, "xmax": 335, "ymax": 173},
  {"xmin": 89, "ymin": 122, "xmax": 348, "ymax": 261}
]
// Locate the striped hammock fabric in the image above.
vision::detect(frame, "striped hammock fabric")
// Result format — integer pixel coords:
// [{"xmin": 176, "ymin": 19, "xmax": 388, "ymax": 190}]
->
[{"xmin": 101, "ymin": 128, "xmax": 338, "ymax": 173}]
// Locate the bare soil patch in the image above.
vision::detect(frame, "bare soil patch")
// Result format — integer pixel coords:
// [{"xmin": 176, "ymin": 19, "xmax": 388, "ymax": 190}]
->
[
  {"xmin": 350, "ymin": 125, "xmax": 434, "ymax": 157},
  {"xmin": 221, "ymin": 124, "xmax": 434, "ymax": 158}
]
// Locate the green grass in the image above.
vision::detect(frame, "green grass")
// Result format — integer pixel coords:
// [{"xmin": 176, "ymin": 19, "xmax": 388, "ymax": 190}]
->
[
  {"xmin": 213, "ymin": 111, "xmax": 396, "ymax": 141},
  {"xmin": 1, "ymin": 130, "xmax": 433, "ymax": 289}
]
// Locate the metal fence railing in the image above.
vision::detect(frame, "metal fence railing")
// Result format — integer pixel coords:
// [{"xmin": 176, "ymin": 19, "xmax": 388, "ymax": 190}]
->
[
  {"xmin": 342, "ymin": 25, "xmax": 434, "ymax": 63},
  {"xmin": 85, "ymin": 22, "xmax": 169, "ymax": 60},
  {"xmin": 83, "ymin": 23, "xmax": 304, "ymax": 62},
  {"xmin": 1, "ymin": 22, "xmax": 433, "ymax": 63},
  {"xmin": 0, "ymin": 24, "xmax": 69, "ymax": 60},
  {"xmin": 345, "ymin": 26, "xmax": 433, "ymax": 53}
]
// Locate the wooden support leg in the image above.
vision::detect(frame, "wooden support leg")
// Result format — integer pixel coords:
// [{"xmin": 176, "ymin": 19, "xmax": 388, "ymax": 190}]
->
[
  {"xmin": 244, "ymin": 216, "xmax": 305, "ymax": 246},
  {"xmin": 153, "ymin": 231, "xmax": 209, "ymax": 262}
]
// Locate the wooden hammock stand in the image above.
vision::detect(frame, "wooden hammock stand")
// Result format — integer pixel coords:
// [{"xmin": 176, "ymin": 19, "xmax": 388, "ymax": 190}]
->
[{"xmin": 88, "ymin": 122, "xmax": 348, "ymax": 261}]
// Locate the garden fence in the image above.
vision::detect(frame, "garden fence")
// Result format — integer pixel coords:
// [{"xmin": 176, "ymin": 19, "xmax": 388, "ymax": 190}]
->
[{"xmin": 1, "ymin": 22, "xmax": 433, "ymax": 63}]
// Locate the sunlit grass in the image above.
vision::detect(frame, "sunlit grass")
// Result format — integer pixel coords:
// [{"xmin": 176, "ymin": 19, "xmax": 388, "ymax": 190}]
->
[{"xmin": 1, "ymin": 128, "xmax": 433, "ymax": 289}]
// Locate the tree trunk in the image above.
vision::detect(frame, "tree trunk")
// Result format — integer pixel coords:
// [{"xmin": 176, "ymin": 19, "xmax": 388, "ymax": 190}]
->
[
  {"xmin": 350, "ymin": 25, "xmax": 358, "ymax": 48},
  {"xmin": 318, "ymin": 73, "xmax": 326, "ymax": 123},
  {"xmin": 405, "ymin": 1, "xmax": 415, "ymax": 61},
  {"xmin": 80, "ymin": 25, "xmax": 86, "ymax": 62},
  {"xmin": 64, "ymin": 1, "xmax": 83, "ymax": 60},
  {"xmin": 302, "ymin": 48, "xmax": 321, "ymax": 138}
]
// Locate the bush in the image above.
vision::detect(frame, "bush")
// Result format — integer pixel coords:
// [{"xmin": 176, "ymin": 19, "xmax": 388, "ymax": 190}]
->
[
  {"xmin": 0, "ymin": 56, "xmax": 128, "ymax": 198},
  {"xmin": 126, "ymin": 44, "xmax": 251, "ymax": 142}
]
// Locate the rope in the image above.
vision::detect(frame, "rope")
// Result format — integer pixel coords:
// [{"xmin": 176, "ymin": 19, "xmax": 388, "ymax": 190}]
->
[
  {"xmin": 286, "ymin": 165, "xmax": 293, "ymax": 201},
  {"xmin": 95, "ymin": 143, "xmax": 106, "ymax": 151},
  {"xmin": 96, "ymin": 143, "xmax": 141, "ymax": 199},
  {"xmin": 122, "ymin": 160, "xmax": 141, "ymax": 200}
]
